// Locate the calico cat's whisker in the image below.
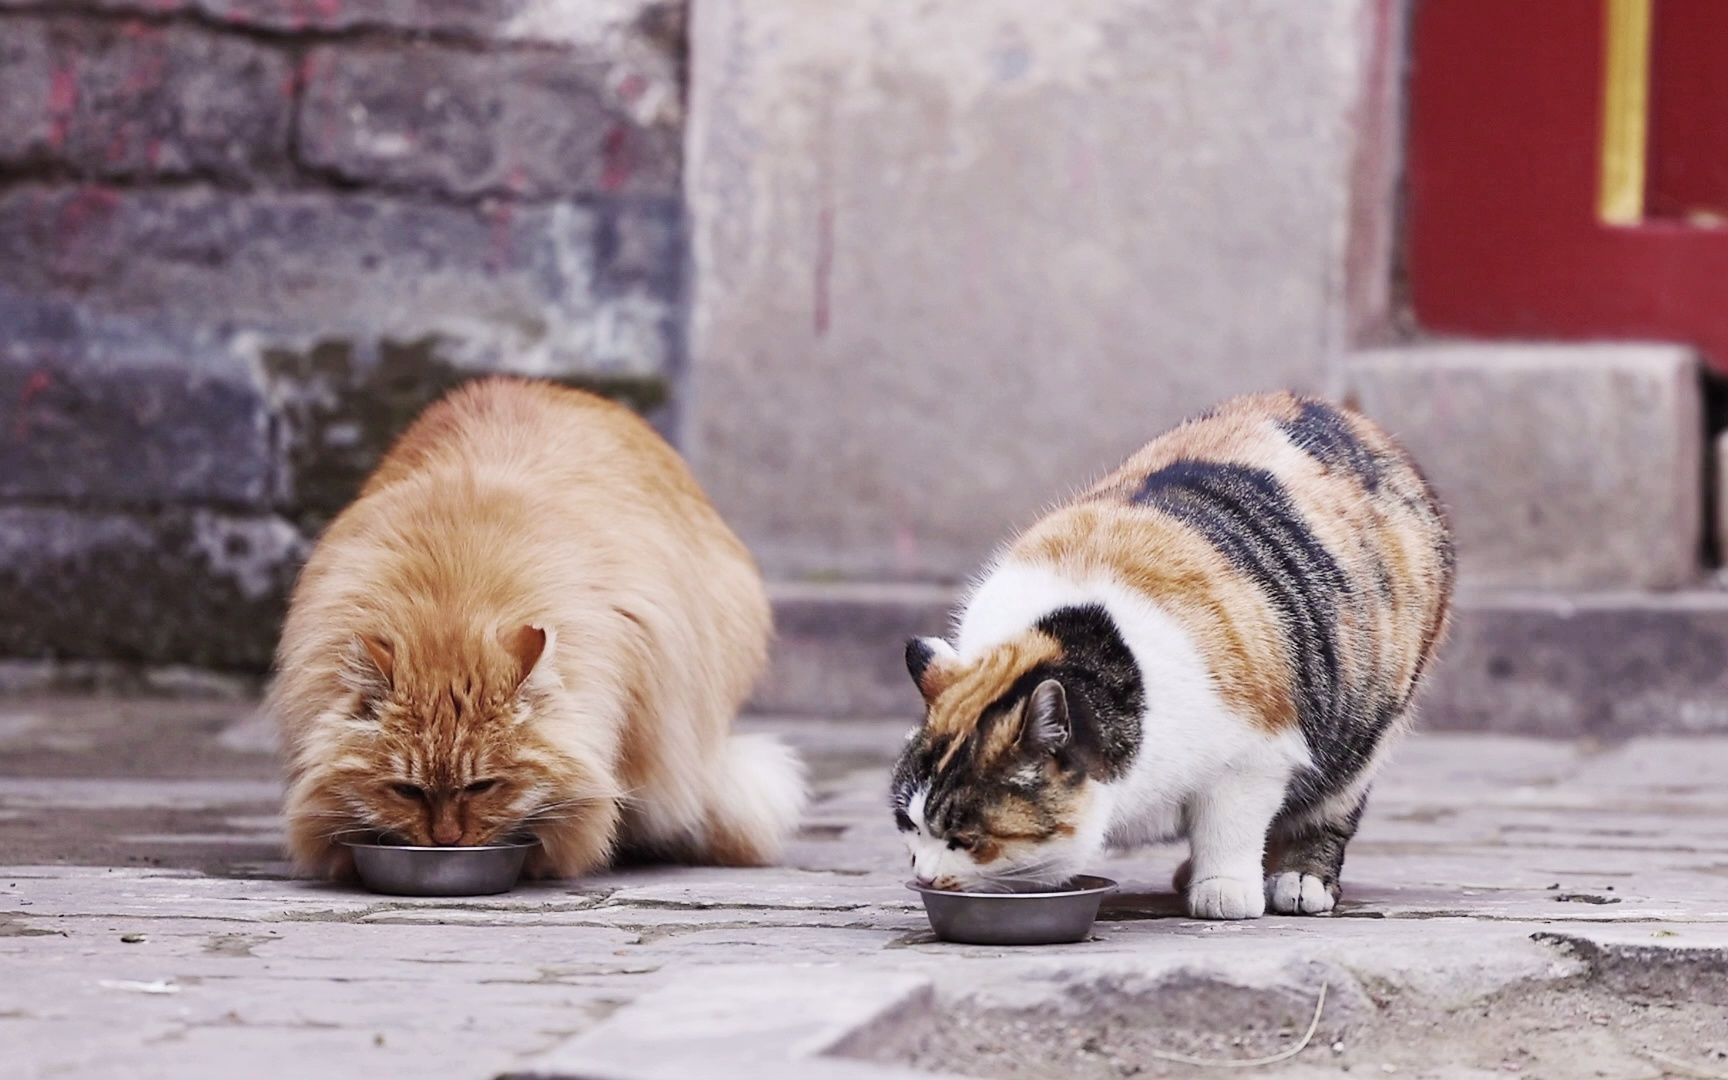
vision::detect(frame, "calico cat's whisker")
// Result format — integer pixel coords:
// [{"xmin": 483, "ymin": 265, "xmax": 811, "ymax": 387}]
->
[{"xmin": 978, "ymin": 863, "xmax": 1070, "ymax": 891}]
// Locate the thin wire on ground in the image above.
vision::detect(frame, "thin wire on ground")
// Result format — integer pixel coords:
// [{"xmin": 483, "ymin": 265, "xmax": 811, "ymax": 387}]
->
[{"xmin": 1137, "ymin": 983, "xmax": 1328, "ymax": 1069}]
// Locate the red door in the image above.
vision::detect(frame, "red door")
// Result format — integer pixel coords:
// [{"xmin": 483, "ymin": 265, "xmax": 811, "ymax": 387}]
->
[{"xmin": 1408, "ymin": 0, "xmax": 1728, "ymax": 371}]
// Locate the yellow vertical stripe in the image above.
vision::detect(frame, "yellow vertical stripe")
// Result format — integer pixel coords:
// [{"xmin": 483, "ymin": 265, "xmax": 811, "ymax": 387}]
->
[{"xmin": 1598, "ymin": 0, "xmax": 1653, "ymax": 225}]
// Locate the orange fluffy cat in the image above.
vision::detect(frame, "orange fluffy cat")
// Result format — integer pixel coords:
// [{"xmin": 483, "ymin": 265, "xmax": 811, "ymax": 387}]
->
[{"xmin": 269, "ymin": 377, "xmax": 804, "ymax": 879}]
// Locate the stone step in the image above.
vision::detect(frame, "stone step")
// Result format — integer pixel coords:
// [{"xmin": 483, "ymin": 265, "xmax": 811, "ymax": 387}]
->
[
  {"xmin": 1346, "ymin": 343, "xmax": 1705, "ymax": 590},
  {"xmin": 755, "ymin": 582, "xmax": 1728, "ymax": 737},
  {"xmin": 755, "ymin": 581, "xmax": 953, "ymax": 721}
]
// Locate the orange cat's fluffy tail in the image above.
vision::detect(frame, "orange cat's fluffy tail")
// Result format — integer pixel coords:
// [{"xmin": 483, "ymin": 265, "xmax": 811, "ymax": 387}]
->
[{"xmin": 701, "ymin": 733, "xmax": 808, "ymax": 866}]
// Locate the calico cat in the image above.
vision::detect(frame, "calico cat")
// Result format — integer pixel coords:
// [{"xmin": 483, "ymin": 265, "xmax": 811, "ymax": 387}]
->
[
  {"xmin": 271, "ymin": 377, "xmax": 805, "ymax": 879},
  {"xmin": 890, "ymin": 393, "xmax": 1452, "ymax": 919}
]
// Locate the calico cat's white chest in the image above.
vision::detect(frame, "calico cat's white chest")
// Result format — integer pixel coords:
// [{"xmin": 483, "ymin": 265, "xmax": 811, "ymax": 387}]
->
[{"xmin": 1101, "ymin": 787, "xmax": 1187, "ymax": 848}]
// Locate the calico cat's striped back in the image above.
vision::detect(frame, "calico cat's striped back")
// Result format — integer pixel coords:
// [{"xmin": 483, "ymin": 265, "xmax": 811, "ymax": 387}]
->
[{"xmin": 1014, "ymin": 392, "xmax": 1452, "ymax": 802}]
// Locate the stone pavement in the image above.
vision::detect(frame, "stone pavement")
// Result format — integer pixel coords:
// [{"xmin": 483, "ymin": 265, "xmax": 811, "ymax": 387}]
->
[{"xmin": 3, "ymin": 697, "xmax": 1727, "ymax": 1079}]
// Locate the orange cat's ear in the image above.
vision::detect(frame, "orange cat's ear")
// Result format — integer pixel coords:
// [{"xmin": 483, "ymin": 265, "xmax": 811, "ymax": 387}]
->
[
  {"xmin": 502, "ymin": 624, "xmax": 558, "ymax": 694},
  {"xmin": 361, "ymin": 635, "xmax": 394, "ymax": 682},
  {"xmin": 904, "ymin": 636, "xmax": 960, "ymax": 703},
  {"xmin": 340, "ymin": 634, "xmax": 394, "ymax": 697}
]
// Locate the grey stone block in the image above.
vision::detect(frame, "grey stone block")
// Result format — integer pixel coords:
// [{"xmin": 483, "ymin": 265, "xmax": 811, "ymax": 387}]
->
[
  {"xmin": 594, "ymin": 197, "xmax": 681, "ymax": 300},
  {"xmin": 1348, "ymin": 344, "xmax": 1703, "ymax": 589},
  {"xmin": 536, "ymin": 967, "xmax": 940, "ymax": 1080},
  {"xmin": 0, "ymin": 293, "xmax": 272, "ymax": 506},
  {"xmin": 684, "ymin": 0, "xmax": 1388, "ymax": 580},
  {"xmin": 752, "ymin": 582, "xmax": 951, "ymax": 719},
  {"xmin": 0, "ymin": 185, "xmax": 669, "ymax": 376},
  {"xmin": 0, "ymin": 1, "xmax": 686, "ymax": 132},
  {"xmin": 0, "ymin": 15, "xmax": 291, "ymax": 181},
  {"xmin": 0, "ymin": 658, "xmax": 260, "ymax": 699},
  {"xmin": 1425, "ymin": 590, "xmax": 1728, "ymax": 737},
  {"xmin": 299, "ymin": 42, "xmax": 678, "ymax": 199},
  {"xmin": 0, "ymin": 507, "xmax": 306, "ymax": 669}
]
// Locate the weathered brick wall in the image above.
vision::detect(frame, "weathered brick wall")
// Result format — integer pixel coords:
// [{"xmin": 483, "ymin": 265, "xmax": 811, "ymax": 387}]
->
[{"xmin": 0, "ymin": 0, "xmax": 685, "ymax": 675}]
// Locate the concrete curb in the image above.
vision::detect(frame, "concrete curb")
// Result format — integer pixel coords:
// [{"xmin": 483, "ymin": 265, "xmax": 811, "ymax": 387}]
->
[
  {"xmin": 755, "ymin": 583, "xmax": 1728, "ymax": 736},
  {"xmin": 517, "ymin": 967, "xmax": 955, "ymax": 1080}
]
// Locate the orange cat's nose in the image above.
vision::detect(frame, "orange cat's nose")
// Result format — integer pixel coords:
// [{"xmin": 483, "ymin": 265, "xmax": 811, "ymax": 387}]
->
[{"xmin": 430, "ymin": 802, "xmax": 464, "ymax": 846}]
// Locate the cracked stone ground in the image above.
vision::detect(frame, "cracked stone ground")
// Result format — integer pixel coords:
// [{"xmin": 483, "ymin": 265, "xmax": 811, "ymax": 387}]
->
[{"xmin": 3, "ymin": 698, "xmax": 1727, "ymax": 1079}]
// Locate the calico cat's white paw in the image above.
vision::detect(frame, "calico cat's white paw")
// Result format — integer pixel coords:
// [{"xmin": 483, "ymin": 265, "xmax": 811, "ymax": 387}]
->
[
  {"xmin": 1186, "ymin": 875, "xmax": 1266, "ymax": 920},
  {"xmin": 1265, "ymin": 871, "xmax": 1336, "ymax": 914}
]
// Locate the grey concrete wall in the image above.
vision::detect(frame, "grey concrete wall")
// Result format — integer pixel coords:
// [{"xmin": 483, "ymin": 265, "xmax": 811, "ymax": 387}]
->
[
  {"xmin": 0, "ymin": 0, "xmax": 684, "ymax": 671},
  {"xmin": 684, "ymin": 0, "xmax": 1404, "ymax": 582}
]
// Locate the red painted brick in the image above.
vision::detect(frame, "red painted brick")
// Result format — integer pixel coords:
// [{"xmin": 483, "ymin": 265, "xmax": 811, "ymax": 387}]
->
[{"xmin": 0, "ymin": 15, "xmax": 292, "ymax": 181}]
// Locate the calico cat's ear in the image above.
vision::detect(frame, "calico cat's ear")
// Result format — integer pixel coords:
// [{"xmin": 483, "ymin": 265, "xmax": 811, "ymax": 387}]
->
[
  {"xmin": 904, "ymin": 636, "xmax": 960, "ymax": 702},
  {"xmin": 503, "ymin": 624, "xmax": 560, "ymax": 694},
  {"xmin": 1020, "ymin": 679, "xmax": 1070, "ymax": 752},
  {"xmin": 340, "ymin": 634, "xmax": 394, "ymax": 697}
]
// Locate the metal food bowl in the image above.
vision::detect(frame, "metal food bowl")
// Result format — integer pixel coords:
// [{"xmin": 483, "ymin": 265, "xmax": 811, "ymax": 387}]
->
[
  {"xmin": 908, "ymin": 875, "xmax": 1118, "ymax": 945},
  {"xmin": 343, "ymin": 835, "xmax": 539, "ymax": 897}
]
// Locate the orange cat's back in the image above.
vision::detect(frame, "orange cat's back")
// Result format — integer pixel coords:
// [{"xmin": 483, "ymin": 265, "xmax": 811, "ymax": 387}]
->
[{"xmin": 362, "ymin": 379, "xmax": 703, "ymax": 508}]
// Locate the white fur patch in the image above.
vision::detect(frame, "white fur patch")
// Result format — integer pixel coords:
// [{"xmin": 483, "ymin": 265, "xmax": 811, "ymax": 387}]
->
[
  {"xmin": 1187, "ymin": 875, "xmax": 1266, "ymax": 920},
  {"xmin": 918, "ymin": 636, "xmax": 960, "ymax": 665},
  {"xmin": 945, "ymin": 559, "xmax": 1312, "ymax": 902},
  {"xmin": 700, "ymin": 733, "xmax": 807, "ymax": 862},
  {"xmin": 1266, "ymin": 871, "xmax": 1335, "ymax": 915}
]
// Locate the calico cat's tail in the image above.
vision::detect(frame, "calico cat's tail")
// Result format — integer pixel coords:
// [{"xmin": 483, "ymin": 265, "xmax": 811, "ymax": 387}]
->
[{"xmin": 700, "ymin": 733, "xmax": 808, "ymax": 866}]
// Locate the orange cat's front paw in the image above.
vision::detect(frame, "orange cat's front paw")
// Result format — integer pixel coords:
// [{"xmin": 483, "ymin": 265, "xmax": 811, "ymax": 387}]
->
[
  {"xmin": 522, "ymin": 847, "xmax": 564, "ymax": 880},
  {"xmin": 300, "ymin": 842, "xmax": 357, "ymax": 883}
]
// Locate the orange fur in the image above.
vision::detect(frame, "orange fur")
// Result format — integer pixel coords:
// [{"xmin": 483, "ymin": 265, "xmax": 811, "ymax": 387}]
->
[
  {"xmin": 923, "ymin": 632, "xmax": 1063, "ymax": 765},
  {"xmin": 269, "ymin": 378, "xmax": 804, "ymax": 879}
]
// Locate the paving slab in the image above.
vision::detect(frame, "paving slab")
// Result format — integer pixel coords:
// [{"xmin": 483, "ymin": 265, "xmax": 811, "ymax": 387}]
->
[{"xmin": 3, "ymin": 697, "xmax": 1728, "ymax": 1078}]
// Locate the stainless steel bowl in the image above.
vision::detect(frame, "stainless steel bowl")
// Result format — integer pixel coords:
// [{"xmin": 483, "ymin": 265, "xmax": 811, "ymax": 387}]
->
[
  {"xmin": 343, "ymin": 836, "xmax": 539, "ymax": 897},
  {"xmin": 908, "ymin": 875, "xmax": 1118, "ymax": 945}
]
